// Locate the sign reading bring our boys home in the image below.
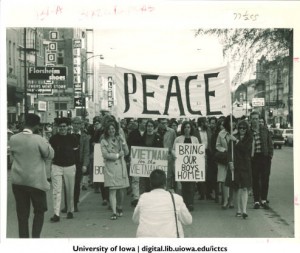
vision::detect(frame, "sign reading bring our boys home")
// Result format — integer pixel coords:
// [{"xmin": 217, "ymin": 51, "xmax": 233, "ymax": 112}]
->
[
  {"xmin": 130, "ymin": 146, "xmax": 169, "ymax": 177},
  {"xmin": 93, "ymin": 144, "xmax": 104, "ymax": 182},
  {"xmin": 175, "ymin": 143, "xmax": 205, "ymax": 182}
]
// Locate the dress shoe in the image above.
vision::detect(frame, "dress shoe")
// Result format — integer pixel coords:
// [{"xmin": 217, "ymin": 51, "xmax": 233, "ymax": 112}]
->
[
  {"xmin": 102, "ymin": 200, "xmax": 108, "ymax": 206},
  {"xmin": 242, "ymin": 213, "xmax": 248, "ymax": 219},
  {"xmin": 61, "ymin": 207, "xmax": 67, "ymax": 213},
  {"xmin": 235, "ymin": 213, "xmax": 242, "ymax": 217},
  {"xmin": 116, "ymin": 208, "xmax": 123, "ymax": 217},
  {"xmin": 67, "ymin": 212, "xmax": 73, "ymax": 219},
  {"xmin": 50, "ymin": 215, "xmax": 60, "ymax": 222},
  {"xmin": 254, "ymin": 202, "xmax": 260, "ymax": 209},
  {"xmin": 261, "ymin": 202, "xmax": 270, "ymax": 210},
  {"xmin": 81, "ymin": 185, "xmax": 87, "ymax": 191},
  {"xmin": 74, "ymin": 206, "xmax": 79, "ymax": 212}
]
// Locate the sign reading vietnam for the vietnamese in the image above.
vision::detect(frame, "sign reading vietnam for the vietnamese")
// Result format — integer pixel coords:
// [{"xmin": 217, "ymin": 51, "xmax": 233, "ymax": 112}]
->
[
  {"xmin": 115, "ymin": 66, "xmax": 231, "ymax": 118},
  {"xmin": 175, "ymin": 143, "xmax": 205, "ymax": 182},
  {"xmin": 130, "ymin": 146, "xmax": 169, "ymax": 177},
  {"xmin": 93, "ymin": 144, "xmax": 104, "ymax": 182}
]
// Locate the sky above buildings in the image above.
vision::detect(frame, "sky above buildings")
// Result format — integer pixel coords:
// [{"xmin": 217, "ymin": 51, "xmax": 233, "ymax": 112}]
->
[{"xmin": 94, "ymin": 29, "xmax": 225, "ymax": 74}]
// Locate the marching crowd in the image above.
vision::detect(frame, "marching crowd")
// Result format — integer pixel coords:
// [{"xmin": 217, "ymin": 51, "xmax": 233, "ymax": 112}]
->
[{"xmin": 9, "ymin": 111, "xmax": 273, "ymax": 238}]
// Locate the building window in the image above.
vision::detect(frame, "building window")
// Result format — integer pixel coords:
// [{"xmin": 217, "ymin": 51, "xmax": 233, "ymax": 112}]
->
[
  {"xmin": 54, "ymin": 102, "xmax": 67, "ymax": 110},
  {"xmin": 57, "ymin": 49, "xmax": 64, "ymax": 65}
]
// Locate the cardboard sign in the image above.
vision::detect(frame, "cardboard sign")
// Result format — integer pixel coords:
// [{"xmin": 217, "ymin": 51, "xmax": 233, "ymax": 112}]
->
[
  {"xmin": 93, "ymin": 144, "xmax": 104, "ymax": 182},
  {"xmin": 175, "ymin": 143, "xmax": 205, "ymax": 182},
  {"xmin": 130, "ymin": 146, "xmax": 169, "ymax": 177}
]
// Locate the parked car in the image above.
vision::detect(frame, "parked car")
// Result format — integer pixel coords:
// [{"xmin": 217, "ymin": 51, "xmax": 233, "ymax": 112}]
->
[
  {"xmin": 282, "ymin": 129, "xmax": 293, "ymax": 144},
  {"xmin": 286, "ymin": 134, "xmax": 293, "ymax": 147},
  {"xmin": 269, "ymin": 128, "xmax": 285, "ymax": 149}
]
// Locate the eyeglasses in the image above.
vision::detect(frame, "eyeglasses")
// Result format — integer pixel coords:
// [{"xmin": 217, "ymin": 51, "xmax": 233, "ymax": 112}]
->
[{"xmin": 239, "ymin": 127, "xmax": 247, "ymax": 130}]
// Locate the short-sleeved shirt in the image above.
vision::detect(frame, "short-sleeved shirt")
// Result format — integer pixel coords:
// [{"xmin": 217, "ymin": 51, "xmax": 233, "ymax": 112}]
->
[{"xmin": 50, "ymin": 133, "xmax": 79, "ymax": 166}]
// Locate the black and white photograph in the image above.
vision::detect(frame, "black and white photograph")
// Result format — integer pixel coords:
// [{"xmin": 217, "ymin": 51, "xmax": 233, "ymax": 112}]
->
[{"xmin": 1, "ymin": 0, "xmax": 299, "ymax": 252}]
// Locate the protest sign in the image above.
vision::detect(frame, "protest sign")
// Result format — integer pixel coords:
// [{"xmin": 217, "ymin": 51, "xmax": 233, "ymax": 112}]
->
[
  {"xmin": 93, "ymin": 143, "xmax": 104, "ymax": 182},
  {"xmin": 130, "ymin": 146, "xmax": 169, "ymax": 177},
  {"xmin": 115, "ymin": 66, "xmax": 231, "ymax": 118},
  {"xmin": 175, "ymin": 143, "xmax": 205, "ymax": 182}
]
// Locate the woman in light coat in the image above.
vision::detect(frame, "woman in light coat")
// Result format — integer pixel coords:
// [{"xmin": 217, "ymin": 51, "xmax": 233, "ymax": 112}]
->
[{"xmin": 100, "ymin": 121, "xmax": 129, "ymax": 220}]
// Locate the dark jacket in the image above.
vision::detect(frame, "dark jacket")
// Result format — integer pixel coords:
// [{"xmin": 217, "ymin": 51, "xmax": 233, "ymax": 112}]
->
[
  {"xmin": 141, "ymin": 132, "xmax": 163, "ymax": 148},
  {"xmin": 232, "ymin": 133, "xmax": 253, "ymax": 188}
]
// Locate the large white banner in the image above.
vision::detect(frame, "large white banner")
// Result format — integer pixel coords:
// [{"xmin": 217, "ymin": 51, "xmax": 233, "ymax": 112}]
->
[
  {"xmin": 93, "ymin": 144, "xmax": 104, "ymax": 182},
  {"xmin": 130, "ymin": 146, "xmax": 169, "ymax": 177},
  {"xmin": 175, "ymin": 143, "xmax": 205, "ymax": 182},
  {"xmin": 115, "ymin": 66, "xmax": 231, "ymax": 118}
]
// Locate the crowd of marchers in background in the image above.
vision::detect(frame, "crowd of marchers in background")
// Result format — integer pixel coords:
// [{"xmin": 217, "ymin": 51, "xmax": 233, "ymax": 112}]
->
[{"xmin": 8, "ymin": 111, "xmax": 275, "ymax": 238}]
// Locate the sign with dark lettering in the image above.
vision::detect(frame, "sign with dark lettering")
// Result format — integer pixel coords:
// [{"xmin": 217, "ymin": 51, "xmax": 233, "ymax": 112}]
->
[
  {"xmin": 130, "ymin": 146, "xmax": 169, "ymax": 177},
  {"xmin": 93, "ymin": 144, "xmax": 104, "ymax": 182},
  {"xmin": 108, "ymin": 76, "xmax": 114, "ymax": 108},
  {"xmin": 115, "ymin": 66, "xmax": 230, "ymax": 118},
  {"xmin": 175, "ymin": 143, "xmax": 205, "ymax": 182}
]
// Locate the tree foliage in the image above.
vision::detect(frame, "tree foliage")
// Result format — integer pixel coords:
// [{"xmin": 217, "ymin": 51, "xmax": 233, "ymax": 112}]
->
[{"xmin": 195, "ymin": 29, "xmax": 293, "ymax": 85}]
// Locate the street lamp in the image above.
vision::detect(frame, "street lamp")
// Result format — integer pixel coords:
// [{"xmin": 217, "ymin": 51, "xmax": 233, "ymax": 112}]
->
[{"xmin": 80, "ymin": 54, "xmax": 104, "ymax": 119}]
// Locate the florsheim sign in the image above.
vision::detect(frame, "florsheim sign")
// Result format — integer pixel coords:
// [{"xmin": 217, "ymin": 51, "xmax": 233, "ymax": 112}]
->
[{"xmin": 28, "ymin": 66, "xmax": 67, "ymax": 81}]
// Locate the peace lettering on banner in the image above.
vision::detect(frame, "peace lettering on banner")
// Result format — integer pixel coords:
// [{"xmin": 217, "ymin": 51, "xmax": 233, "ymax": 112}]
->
[{"xmin": 115, "ymin": 66, "xmax": 231, "ymax": 118}]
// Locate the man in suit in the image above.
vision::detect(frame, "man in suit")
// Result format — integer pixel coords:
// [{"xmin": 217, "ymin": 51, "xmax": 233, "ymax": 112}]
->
[
  {"xmin": 10, "ymin": 113, "xmax": 54, "ymax": 238},
  {"xmin": 157, "ymin": 118, "xmax": 176, "ymax": 191},
  {"xmin": 127, "ymin": 118, "xmax": 147, "ymax": 206},
  {"xmin": 62, "ymin": 117, "xmax": 90, "ymax": 212},
  {"xmin": 250, "ymin": 111, "xmax": 273, "ymax": 209}
]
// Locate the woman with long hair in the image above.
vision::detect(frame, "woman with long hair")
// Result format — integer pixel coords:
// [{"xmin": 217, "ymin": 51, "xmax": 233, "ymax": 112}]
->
[
  {"xmin": 100, "ymin": 121, "xmax": 129, "ymax": 220},
  {"xmin": 232, "ymin": 120, "xmax": 253, "ymax": 219},
  {"xmin": 216, "ymin": 115, "xmax": 236, "ymax": 209},
  {"xmin": 172, "ymin": 121, "xmax": 199, "ymax": 211}
]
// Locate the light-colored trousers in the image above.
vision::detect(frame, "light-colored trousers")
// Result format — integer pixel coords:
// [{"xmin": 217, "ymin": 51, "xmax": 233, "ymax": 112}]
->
[
  {"xmin": 131, "ymin": 176, "xmax": 140, "ymax": 200},
  {"xmin": 51, "ymin": 164, "xmax": 76, "ymax": 215}
]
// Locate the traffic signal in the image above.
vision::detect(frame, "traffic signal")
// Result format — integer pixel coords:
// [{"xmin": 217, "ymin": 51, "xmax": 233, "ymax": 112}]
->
[
  {"xmin": 269, "ymin": 110, "xmax": 273, "ymax": 117},
  {"xmin": 67, "ymin": 110, "xmax": 72, "ymax": 118}
]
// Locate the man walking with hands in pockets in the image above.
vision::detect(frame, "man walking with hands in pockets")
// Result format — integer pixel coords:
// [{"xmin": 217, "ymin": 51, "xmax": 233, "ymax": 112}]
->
[{"xmin": 10, "ymin": 113, "xmax": 54, "ymax": 238}]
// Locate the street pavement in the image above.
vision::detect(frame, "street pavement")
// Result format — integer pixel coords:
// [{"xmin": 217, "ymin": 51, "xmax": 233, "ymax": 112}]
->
[{"xmin": 6, "ymin": 146, "xmax": 296, "ymax": 238}]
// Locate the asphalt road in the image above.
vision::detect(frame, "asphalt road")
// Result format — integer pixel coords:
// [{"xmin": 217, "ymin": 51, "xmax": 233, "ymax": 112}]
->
[{"xmin": 6, "ymin": 146, "xmax": 295, "ymax": 238}]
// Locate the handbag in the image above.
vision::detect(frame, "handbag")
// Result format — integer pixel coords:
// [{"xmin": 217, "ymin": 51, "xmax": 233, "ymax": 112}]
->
[
  {"xmin": 169, "ymin": 190, "xmax": 179, "ymax": 238},
  {"xmin": 214, "ymin": 150, "xmax": 228, "ymax": 165}
]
